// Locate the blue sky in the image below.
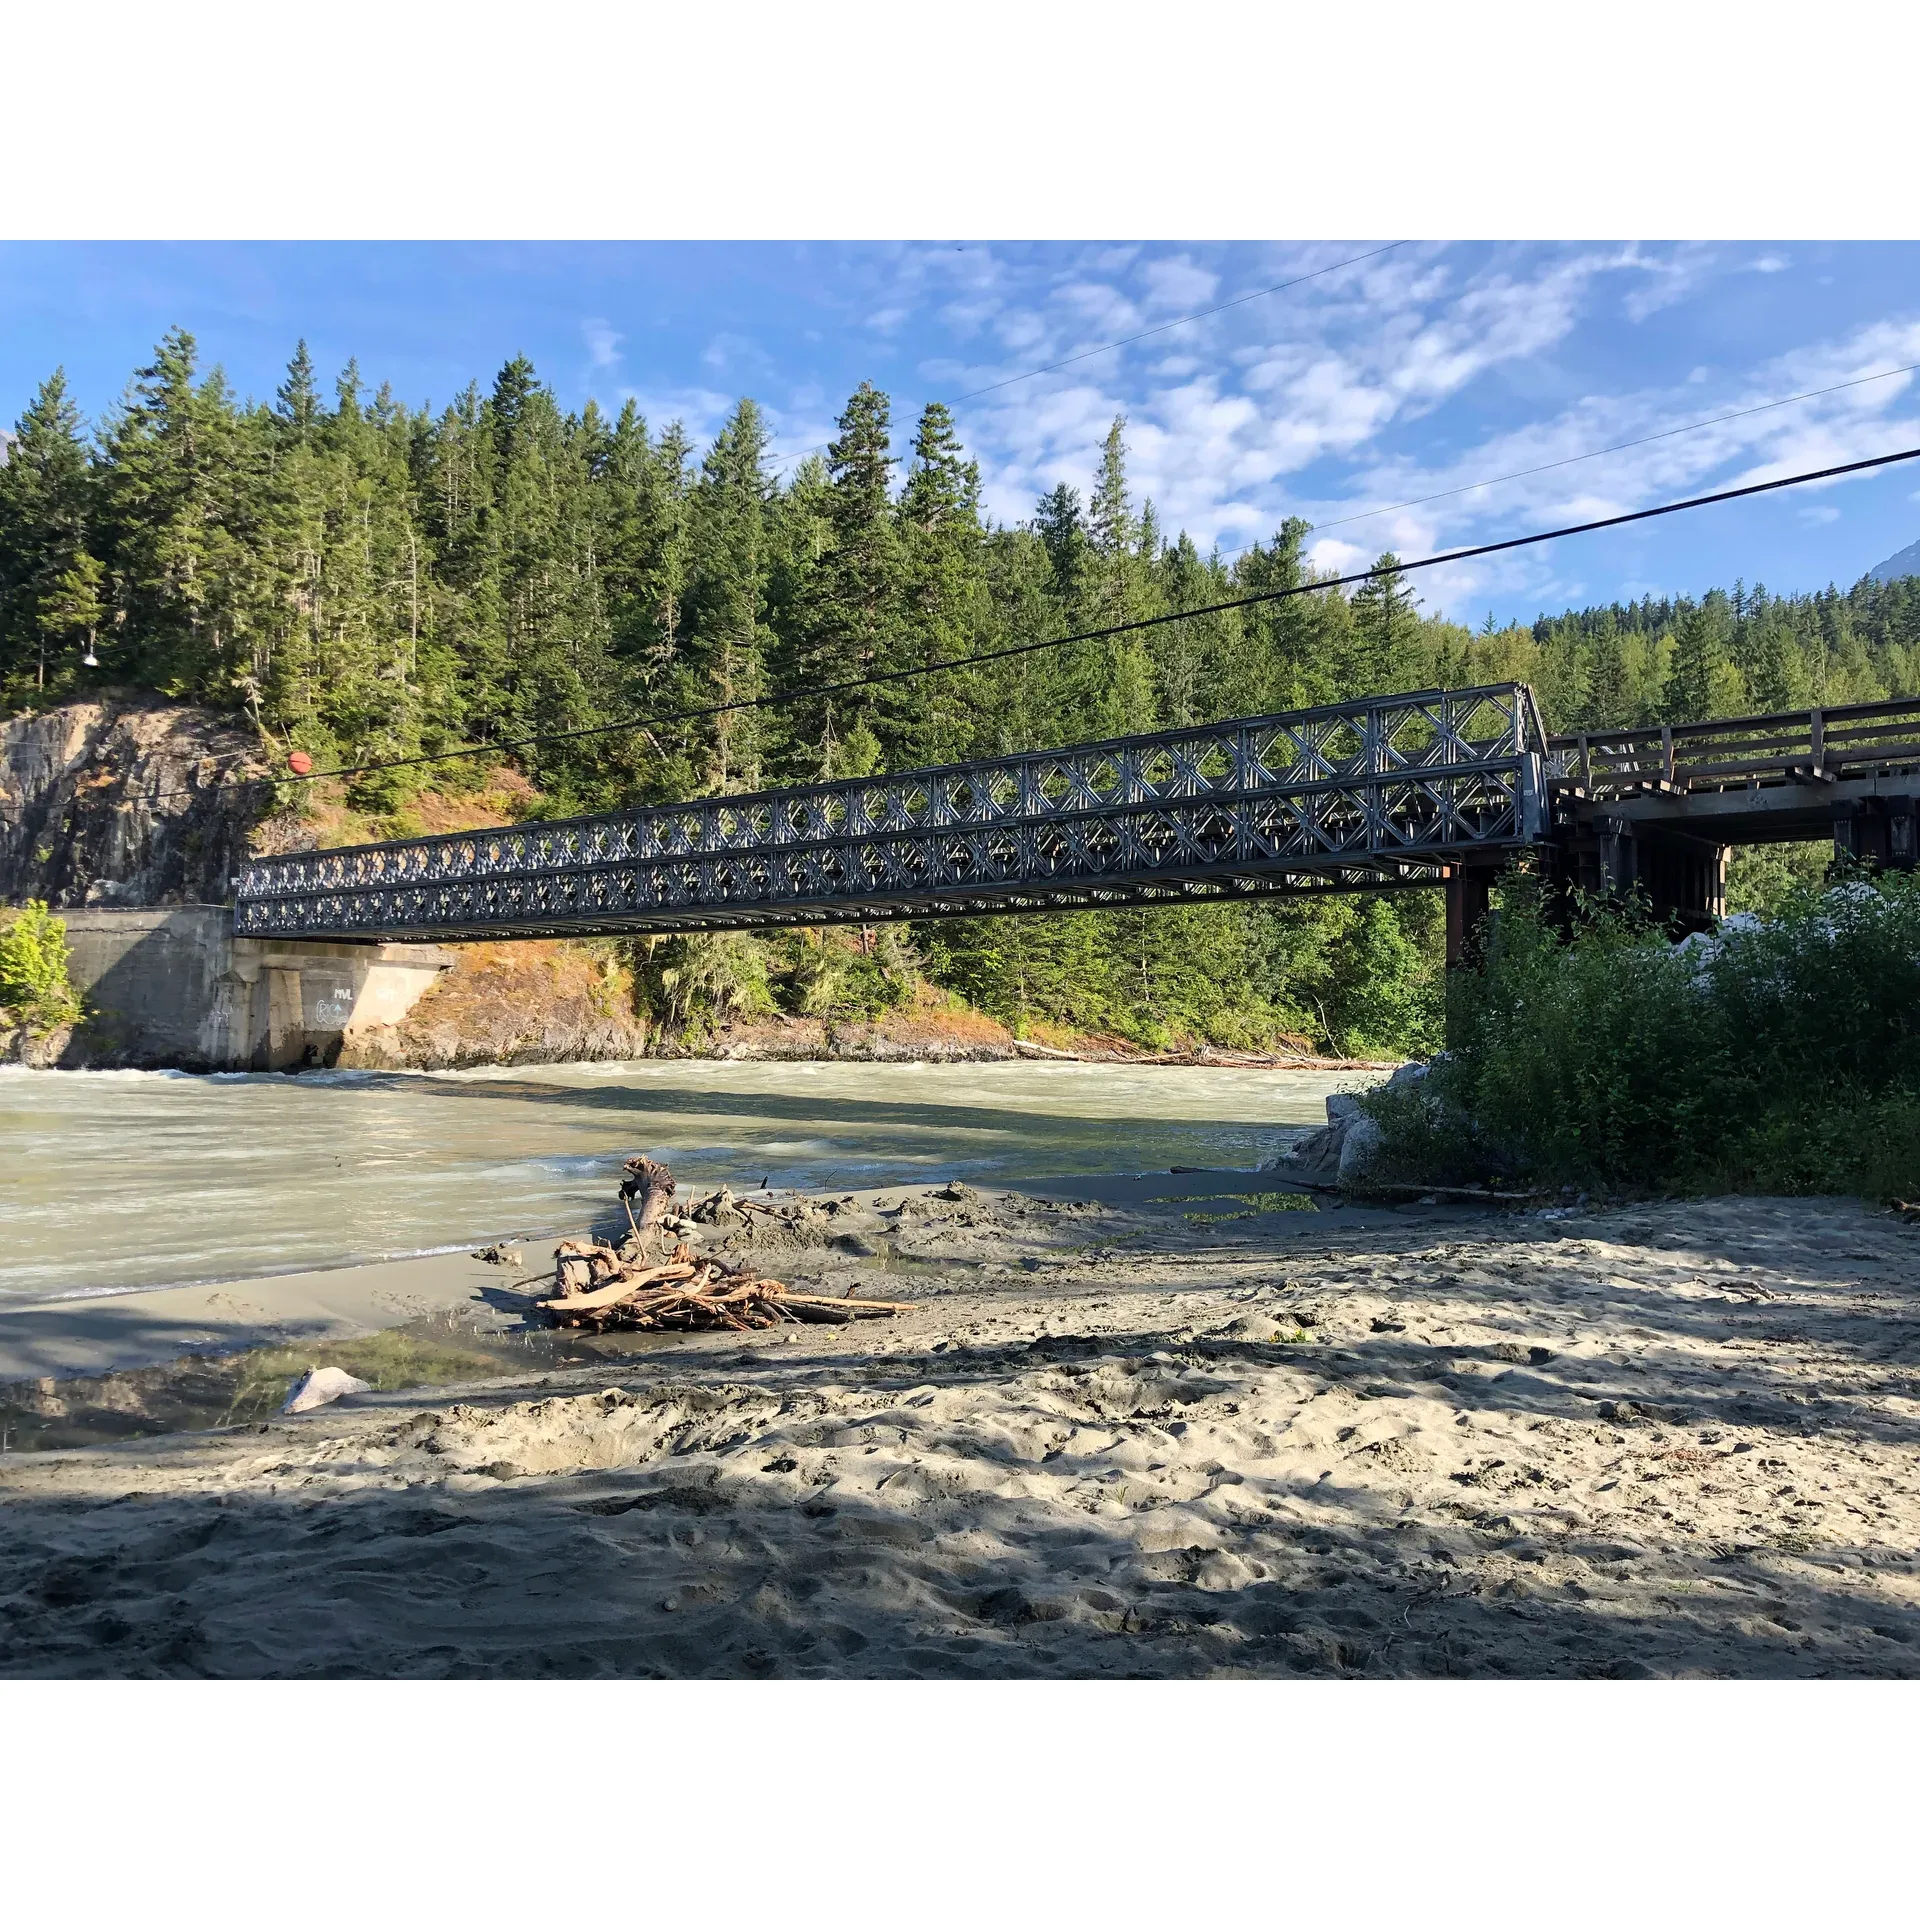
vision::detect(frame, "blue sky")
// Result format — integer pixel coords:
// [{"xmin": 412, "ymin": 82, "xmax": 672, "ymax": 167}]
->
[{"xmin": 3, "ymin": 239, "xmax": 1917, "ymax": 628}]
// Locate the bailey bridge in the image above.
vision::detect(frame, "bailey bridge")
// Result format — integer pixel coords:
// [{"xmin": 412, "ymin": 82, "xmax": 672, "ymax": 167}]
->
[{"xmin": 235, "ymin": 682, "xmax": 1920, "ymax": 960}]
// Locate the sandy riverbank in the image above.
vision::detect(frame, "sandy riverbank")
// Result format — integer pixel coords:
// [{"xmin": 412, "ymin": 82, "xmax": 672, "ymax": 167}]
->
[{"xmin": 3, "ymin": 1177, "xmax": 1918, "ymax": 1677}]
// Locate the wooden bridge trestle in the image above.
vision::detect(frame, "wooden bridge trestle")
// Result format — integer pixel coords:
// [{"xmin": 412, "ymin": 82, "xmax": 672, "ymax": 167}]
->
[{"xmin": 1538, "ymin": 697, "xmax": 1920, "ymax": 938}]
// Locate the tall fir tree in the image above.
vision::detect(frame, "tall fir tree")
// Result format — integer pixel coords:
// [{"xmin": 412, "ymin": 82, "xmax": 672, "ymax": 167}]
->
[
  {"xmin": 1034, "ymin": 482, "xmax": 1089, "ymax": 609},
  {"xmin": 681, "ymin": 399, "xmax": 774, "ymax": 792},
  {"xmin": 1350, "ymin": 553, "xmax": 1418, "ymax": 691},
  {"xmin": 0, "ymin": 370, "xmax": 98, "ymax": 695},
  {"xmin": 98, "ymin": 329, "xmax": 252, "ymax": 696},
  {"xmin": 1582, "ymin": 610, "xmax": 1629, "ymax": 727},
  {"xmin": 1665, "ymin": 594, "xmax": 1736, "ymax": 722},
  {"xmin": 893, "ymin": 401, "xmax": 982, "ymax": 765},
  {"xmin": 793, "ymin": 382, "xmax": 904, "ymax": 776}
]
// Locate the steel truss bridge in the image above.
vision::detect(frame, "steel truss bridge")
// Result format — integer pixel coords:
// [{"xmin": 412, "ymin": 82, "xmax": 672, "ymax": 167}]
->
[{"xmin": 235, "ymin": 682, "xmax": 1920, "ymax": 948}]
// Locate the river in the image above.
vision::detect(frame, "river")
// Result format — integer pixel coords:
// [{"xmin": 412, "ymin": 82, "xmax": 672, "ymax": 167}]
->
[{"xmin": 0, "ymin": 1059, "xmax": 1381, "ymax": 1302}]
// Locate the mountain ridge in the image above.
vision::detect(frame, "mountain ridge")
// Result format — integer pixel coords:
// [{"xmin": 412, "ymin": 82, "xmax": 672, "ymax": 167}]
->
[{"xmin": 1869, "ymin": 536, "xmax": 1920, "ymax": 585}]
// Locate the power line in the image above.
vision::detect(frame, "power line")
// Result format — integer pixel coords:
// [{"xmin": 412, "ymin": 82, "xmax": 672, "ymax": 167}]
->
[
  {"xmin": 764, "ymin": 241, "xmax": 1406, "ymax": 468},
  {"xmin": 1206, "ymin": 358, "xmax": 1920, "ymax": 559},
  {"xmin": 140, "ymin": 442, "xmax": 1920, "ymax": 806}
]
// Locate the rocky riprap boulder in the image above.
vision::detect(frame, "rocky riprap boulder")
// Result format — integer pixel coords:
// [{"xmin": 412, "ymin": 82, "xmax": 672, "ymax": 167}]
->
[{"xmin": 1263, "ymin": 1061, "xmax": 1429, "ymax": 1190}]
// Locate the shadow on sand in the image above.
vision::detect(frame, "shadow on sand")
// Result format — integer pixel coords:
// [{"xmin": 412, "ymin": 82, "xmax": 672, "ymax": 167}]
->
[{"xmin": 4, "ymin": 1253, "xmax": 1917, "ymax": 1679}]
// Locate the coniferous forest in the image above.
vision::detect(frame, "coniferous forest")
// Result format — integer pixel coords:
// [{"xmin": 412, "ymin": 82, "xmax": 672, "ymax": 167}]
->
[{"xmin": 4, "ymin": 333, "xmax": 1919, "ymax": 1054}]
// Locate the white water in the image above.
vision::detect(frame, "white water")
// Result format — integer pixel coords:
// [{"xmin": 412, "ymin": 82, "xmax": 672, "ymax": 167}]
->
[{"xmin": 0, "ymin": 1058, "xmax": 1381, "ymax": 1301}]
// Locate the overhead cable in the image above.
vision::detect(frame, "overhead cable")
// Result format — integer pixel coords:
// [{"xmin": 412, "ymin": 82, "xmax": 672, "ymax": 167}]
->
[{"xmin": 1205, "ymin": 358, "xmax": 1920, "ymax": 558}]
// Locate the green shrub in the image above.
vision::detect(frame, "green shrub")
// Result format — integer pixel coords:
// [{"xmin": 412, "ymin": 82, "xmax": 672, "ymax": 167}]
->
[
  {"xmin": 1725, "ymin": 840, "xmax": 1831, "ymax": 917},
  {"xmin": 633, "ymin": 930, "xmax": 775, "ymax": 1039},
  {"xmin": 1373, "ymin": 870, "xmax": 1920, "ymax": 1202},
  {"xmin": 0, "ymin": 901, "xmax": 83, "ymax": 1036}
]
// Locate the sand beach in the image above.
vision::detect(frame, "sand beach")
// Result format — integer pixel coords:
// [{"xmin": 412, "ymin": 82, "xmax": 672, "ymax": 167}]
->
[{"xmin": 3, "ymin": 1172, "xmax": 1918, "ymax": 1677}]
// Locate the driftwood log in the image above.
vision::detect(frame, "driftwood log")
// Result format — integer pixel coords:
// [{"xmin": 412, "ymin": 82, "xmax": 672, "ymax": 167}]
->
[
  {"xmin": 545, "ymin": 1247, "xmax": 916, "ymax": 1333},
  {"xmin": 549, "ymin": 1156, "xmax": 917, "ymax": 1334},
  {"xmin": 619, "ymin": 1155, "xmax": 677, "ymax": 1242}
]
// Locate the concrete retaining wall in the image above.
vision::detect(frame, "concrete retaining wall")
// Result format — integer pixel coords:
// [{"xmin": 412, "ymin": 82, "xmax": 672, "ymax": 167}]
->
[{"xmin": 55, "ymin": 905, "xmax": 454, "ymax": 1070}]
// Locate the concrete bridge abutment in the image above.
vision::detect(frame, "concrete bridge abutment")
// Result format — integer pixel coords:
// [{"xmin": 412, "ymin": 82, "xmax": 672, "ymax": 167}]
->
[{"xmin": 49, "ymin": 905, "xmax": 454, "ymax": 1071}]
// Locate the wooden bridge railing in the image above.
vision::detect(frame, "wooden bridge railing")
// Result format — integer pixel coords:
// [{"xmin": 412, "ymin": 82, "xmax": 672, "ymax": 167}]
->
[{"xmin": 1547, "ymin": 697, "xmax": 1920, "ymax": 799}]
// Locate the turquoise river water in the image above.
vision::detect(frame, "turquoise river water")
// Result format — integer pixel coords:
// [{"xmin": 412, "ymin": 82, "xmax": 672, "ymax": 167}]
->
[{"xmin": 0, "ymin": 1058, "xmax": 1381, "ymax": 1301}]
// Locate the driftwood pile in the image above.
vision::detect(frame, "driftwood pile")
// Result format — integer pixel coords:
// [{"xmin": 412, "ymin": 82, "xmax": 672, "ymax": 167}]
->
[{"xmin": 544, "ymin": 1155, "xmax": 917, "ymax": 1335}]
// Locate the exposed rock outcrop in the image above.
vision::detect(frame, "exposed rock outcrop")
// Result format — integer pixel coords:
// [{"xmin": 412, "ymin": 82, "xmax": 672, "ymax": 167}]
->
[
  {"xmin": 0, "ymin": 692, "xmax": 267, "ymax": 907},
  {"xmin": 0, "ymin": 1023, "xmax": 76, "ymax": 1067},
  {"xmin": 336, "ymin": 942, "xmax": 651, "ymax": 1070}
]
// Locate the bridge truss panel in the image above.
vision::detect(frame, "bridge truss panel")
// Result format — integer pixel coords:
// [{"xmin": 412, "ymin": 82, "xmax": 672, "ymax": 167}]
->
[{"xmin": 235, "ymin": 683, "xmax": 1550, "ymax": 941}]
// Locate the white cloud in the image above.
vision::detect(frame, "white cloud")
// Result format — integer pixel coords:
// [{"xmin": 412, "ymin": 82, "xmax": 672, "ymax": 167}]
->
[
  {"xmin": 1306, "ymin": 536, "xmax": 1370, "ymax": 577},
  {"xmin": 945, "ymin": 245, "xmax": 1665, "ymax": 545},
  {"xmin": 1140, "ymin": 254, "xmax": 1219, "ymax": 312},
  {"xmin": 1749, "ymin": 255, "xmax": 1790, "ymax": 274},
  {"xmin": 1801, "ymin": 505, "xmax": 1841, "ymax": 523},
  {"xmin": 582, "ymin": 317, "xmax": 622, "ymax": 370},
  {"xmin": 700, "ymin": 331, "xmax": 776, "ymax": 380},
  {"xmin": 618, "ymin": 382, "xmax": 737, "ymax": 446},
  {"xmin": 1614, "ymin": 242, "xmax": 1725, "ymax": 323},
  {"xmin": 658, "ymin": 243, "xmax": 1920, "ymax": 613},
  {"xmin": 1275, "ymin": 315, "xmax": 1920, "ymax": 552}
]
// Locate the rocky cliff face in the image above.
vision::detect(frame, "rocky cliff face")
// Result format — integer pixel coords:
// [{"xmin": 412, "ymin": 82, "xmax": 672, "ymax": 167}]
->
[{"xmin": 0, "ymin": 693, "xmax": 267, "ymax": 907}]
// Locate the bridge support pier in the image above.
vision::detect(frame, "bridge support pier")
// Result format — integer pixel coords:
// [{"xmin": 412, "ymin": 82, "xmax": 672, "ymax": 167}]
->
[
  {"xmin": 1834, "ymin": 795, "xmax": 1918, "ymax": 871},
  {"xmin": 1546, "ymin": 815, "xmax": 1727, "ymax": 936},
  {"xmin": 1444, "ymin": 862, "xmax": 1497, "ymax": 967}
]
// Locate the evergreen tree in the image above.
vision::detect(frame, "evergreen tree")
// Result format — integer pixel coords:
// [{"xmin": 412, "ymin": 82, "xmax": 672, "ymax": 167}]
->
[
  {"xmin": 275, "ymin": 340, "xmax": 321, "ymax": 439},
  {"xmin": 1582, "ymin": 610, "xmax": 1628, "ymax": 727},
  {"xmin": 894, "ymin": 401, "xmax": 982, "ymax": 764},
  {"xmin": 1089, "ymin": 417, "xmax": 1137, "ymax": 570},
  {"xmin": 1034, "ymin": 482, "xmax": 1089, "ymax": 608},
  {"xmin": 1666, "ymin": 596, "xmax": 1731, "ymax": 722},
  {"xmin": 0, "ymin": 370, "xmax": 98, "ymax": 696},
  {"xmin": 1230, "ymin": 520, "xmax": 1335, "ymax": 711},
  {"xmin": 98, "ymin": 329, "xmax": 247, "ymax": 695},
  {"xmin": 489, "ymin": 354, "xmax": 540, "ymax": 462},
  {"xmin": 792, "ymin": 382, "xmax": 904, "ymax": 775},
  {"xmin": 37, "ymin": 553, "xmax": 106, "ymax": 682},
  {"xmin": 1350, "ymin": 553, "xmax": 1418, "ymax": 691},
  {"xmin": 1078, "ymin": 418, "xmax": 1157, "ymax": 733},
  {"xmin": 1749, "ymin": 606, "xmax": 1805, "ymax": 712},
  {"xmin": 681, "ymin": 399, "xmax": 774, "ymax": 792}
]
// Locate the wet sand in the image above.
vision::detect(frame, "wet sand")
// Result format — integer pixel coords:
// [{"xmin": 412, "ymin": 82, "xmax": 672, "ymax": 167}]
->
[{"xmin": 4, "ymin": 1179, "xmax": 1919, "ymax": 1677}]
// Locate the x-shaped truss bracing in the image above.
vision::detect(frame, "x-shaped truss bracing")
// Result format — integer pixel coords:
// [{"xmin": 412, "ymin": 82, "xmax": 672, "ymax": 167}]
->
[{"xmin": 234, "ymin": 684, "xmax": 1550, "ymax": 941}]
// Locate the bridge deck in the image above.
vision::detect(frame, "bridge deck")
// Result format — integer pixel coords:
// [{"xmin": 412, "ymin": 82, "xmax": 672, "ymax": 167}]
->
[{"xmin": 1547, "ymin": 698, "xmax": 1920, "ymax": 852}]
